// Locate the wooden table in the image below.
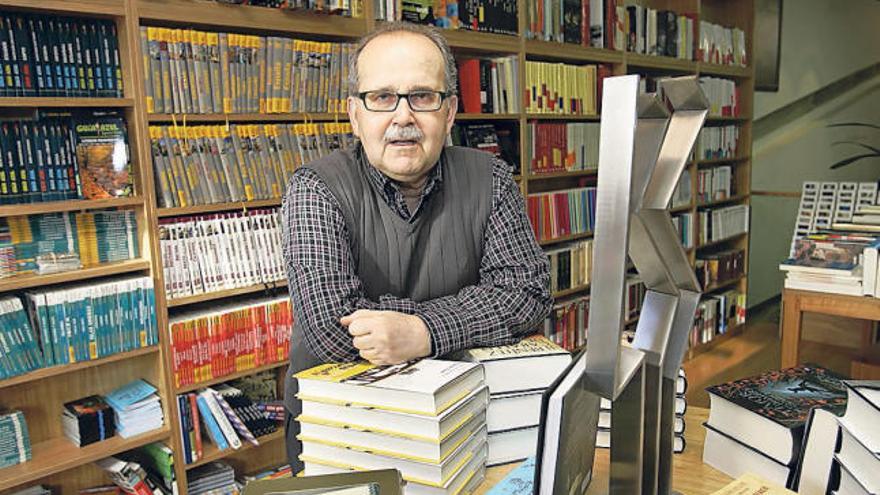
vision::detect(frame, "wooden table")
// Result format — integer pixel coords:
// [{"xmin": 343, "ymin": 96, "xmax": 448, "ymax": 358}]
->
[
  {"xmin": 476, "ymin": 407, "xmax": 731, "ymax": 495},
  {"xmin": 781, "ymin": 288, "xmax": 880, "ymax": 368}
]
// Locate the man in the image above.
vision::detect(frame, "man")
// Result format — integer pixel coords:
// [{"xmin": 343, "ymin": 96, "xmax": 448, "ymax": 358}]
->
[{"xmin": 281, "ymin": 22, "xmax": 552, "ymax": 471}]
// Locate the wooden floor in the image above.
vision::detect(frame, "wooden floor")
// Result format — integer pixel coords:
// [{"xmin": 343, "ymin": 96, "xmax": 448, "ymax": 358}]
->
[{"xmin": 683, "ymin": 297, "xmax": 879, "ymax": 408}]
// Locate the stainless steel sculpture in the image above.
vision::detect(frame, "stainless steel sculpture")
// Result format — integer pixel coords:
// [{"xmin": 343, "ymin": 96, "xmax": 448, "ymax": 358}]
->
[{"xmin": 583, "ymin": 74, "xmax": 707, "ymax": 495}]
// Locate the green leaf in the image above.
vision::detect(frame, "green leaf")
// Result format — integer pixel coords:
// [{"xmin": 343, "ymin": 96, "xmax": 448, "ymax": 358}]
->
[
  {"xmin": 829, "ymin": 153, "xmax": 880, "ymax": 170},
  {"xmin": 827, "ymin": 122, "xmax": 880, "ymax": 130},
  {"xmin": 831, "ymin": 141, "xmax": 880, "ymax": 154}
]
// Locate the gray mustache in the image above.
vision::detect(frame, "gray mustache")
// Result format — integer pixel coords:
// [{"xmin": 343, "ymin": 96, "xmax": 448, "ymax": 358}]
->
[{"xmin": 384, "ymin": 126, "xmax": 424, "ymax": 142}]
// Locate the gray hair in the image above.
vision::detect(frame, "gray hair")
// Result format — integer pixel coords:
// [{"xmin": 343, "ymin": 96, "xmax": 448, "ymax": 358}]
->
[{"xmin": 348, "ymin": 22, "xmax": 458, "ymax": 97}]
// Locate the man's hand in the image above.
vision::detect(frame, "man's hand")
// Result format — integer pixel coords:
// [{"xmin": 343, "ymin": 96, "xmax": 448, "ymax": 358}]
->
[{"xmin": 340, "ymin": 310, "xmax": 432, "ymax": 366}]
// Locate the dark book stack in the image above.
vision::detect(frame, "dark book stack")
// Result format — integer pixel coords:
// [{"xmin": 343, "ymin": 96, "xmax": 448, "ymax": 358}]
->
[
  {"xmin": 696, "ymin": 248, "xmax": 745, "ymax": 289},
  {"xmin": 62, "ymin": 395, "xmax": 116, "ymax": 447},
  {"xmin": 0, "ymin": 12, "xmax": 122, "ymax": 97},
  {"xmin": 458, "ymin": 0, "xmax": 517, "ymax": 35},
  {"xmin": 0, "ymin": 409, "xmax": 31, "ymax": 469},
  {"xmin": 215, "ymin": 383, "xmax": 280, "ymax": 437},
  {"xmin": 450, "ymin": 122, "xmax": 520, "ymax": 175},
  {"xmin": 186, "ymin": 461, "xmax": 237, "ymax": 495},
  {"xmin": 703, "ymin": 365, "xmax": 847, "ymax": 489}
]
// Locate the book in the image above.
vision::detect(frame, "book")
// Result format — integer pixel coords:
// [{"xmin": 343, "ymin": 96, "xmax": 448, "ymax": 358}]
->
[
  {"xmin": 487, "ymin": 426, "xmax": 538, "ymax": 466},
  {"xmin": 485, "ymin": 455, "xmax": 535, "ymax": 495},
  {"xmin": 61, "ymin": 395, "xmax": 115, "ymax": 446},
  {"xmin": 792, "ymin": 408, "xmax": 841, "ymax": 494},
  {"xmin": 836, "ymin": 422, "xmax": 880, "ymax": 493},
  {"xmin": 72, "ymin": 112, "xmax": 132, "ymax": 199},
  {"xmin": 703, "ymin": 424, "xmax": 795, "ymax": 488},
  {"xmin": 705, "ymin": 365, "xmax": 847, "ymax": 466},
  {"xmin": 486, "ymin": 390, "xmax": 543, "ymax": 433},
  {"xmin": 295, "ymin": 360, "xmax": 484, "ymax": 416},
  {"xmin": 457, "ymin": 334, "xmax": 571, "ymax": 395},
  {"xmin": 242, "ymin": 469, "xmax": 404, "ymax": 495}
]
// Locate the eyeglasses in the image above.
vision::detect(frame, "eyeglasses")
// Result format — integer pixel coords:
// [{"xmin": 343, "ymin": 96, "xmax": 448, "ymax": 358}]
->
[{"xmin": 357, "ymin": 90, "xmax": 448, "ymax": 112}]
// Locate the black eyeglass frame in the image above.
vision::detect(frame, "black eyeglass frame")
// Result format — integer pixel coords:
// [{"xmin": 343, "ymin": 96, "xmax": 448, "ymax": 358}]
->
[{"xmin": 356, "ymin": 90, "xmax": 450, "ymax": 112}]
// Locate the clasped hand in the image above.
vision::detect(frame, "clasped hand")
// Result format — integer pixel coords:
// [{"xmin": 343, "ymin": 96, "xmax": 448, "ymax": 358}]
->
[{"xmin": 340, "ymin": 310, "xmax": 431, "ymax": 366}]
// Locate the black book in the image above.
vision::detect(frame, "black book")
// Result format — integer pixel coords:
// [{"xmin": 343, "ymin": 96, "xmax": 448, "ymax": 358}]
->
[
  {"xmin": 479, "ymin": 59, "xmax": 494, "ymax": 114},
  {"xmin": 13, "ymin": 15, "xmax": 35, "ymax": 96},
  {"xmin": 562, "ymin": 0, "xmax": 582, "ymax": 44},
  {"xmin": 3, "ymin": 15, "xmax": 21, "ymax": 95},
  {"xmin": 62, "ymin": 395, "xmax": 116, "ymax": 446},
  {"xmin": 664, "ymin": 11, "xmax": 677, "ymax": 58}
]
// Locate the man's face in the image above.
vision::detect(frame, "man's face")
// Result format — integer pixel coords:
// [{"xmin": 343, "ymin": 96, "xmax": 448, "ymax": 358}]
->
[{"xmin": 347, "ymin": 32, "xmax": 457, "ymax": 186}]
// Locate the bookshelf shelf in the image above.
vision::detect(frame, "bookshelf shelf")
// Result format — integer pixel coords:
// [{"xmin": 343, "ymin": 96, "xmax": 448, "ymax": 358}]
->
[
  {"xmin": 553, "ymin": 283, "xmax": 591, "ymax": 299},
  {"xmin": 525, "ymin": 40, "xmax": 623, "ymax": 64},
  {"xmin": 0, "ymin": 259, "xmax": 152, "ymax": 293},
  {"xmin": 687, "ymin": 322, "xmax": 746, "ymax": 360},
  {"xmin": 696, "ymin": 193, "xmax": 750, "ymax": 209},
  {"xmin": 167, "ymin": 280, "xmax": 289, "ymax": 308},
  {"xmin": 0, "ymin": 428, "xmax": 170, "ymax": 489},
  {"xmin": 0, "ymin": 97, "xmax": 134, "ymax": 108},
  {"xmin": 0, "ymin": 0, "xmax": 126, "ymax": 16},
  {"xmin": 697, "ymin": 156, "xmax": 750, "ymax": 166},
  {"xmin": 527, "ymin": 169, "xmax": 597, "ymax": 180},
  {"xmin": 135, "ymin": 0, "xmax": 367, "ymax": 39},
  {"xmin": 698, "ymin": 63, "xmax": 751, "ymax": 78},
  {"xmin": 705, "ymin": 116, "xmax": 751, "ymax": 123},
  {"xmin": 456, "ymin": 113, "xmax": 521, "ymax": 121},
  {"xmin": 625, "ymin": 53, "xmax": 696, "ymax": 72},
  {"xmin": 696, "ymin": 232, "xmax": 748, "ymax": 251},
  {"xmin": 147, "ymin": 113, "xmax": 348, "ymax": 123},
  {"xmin": 525, "ymin": 113, "xmax": 600, "ymax": 121},
  {"xmin": 703, "ymin": 274, "xmax": 746, "ymax": 294},
  {"xmin": 441, "ymin": 29, "xmax": 520, "ymax": 53},
  {"xmin": 538, "ymin": 231, "xmax": 593, "ymax": 247},
  {"xmin": 0, "ymin": 346, "xmax": 160, "ymax": 391},
  {"xmin": 0, "ymin": 197, "xmax": 146, "ymax": 218},
  {"xmin": 157, "ymin": 199, "xmax": 283, "ymax": 218},
  {"xmin": 670, "ymin": 203, "xmax": 693, "ymax": 213},
  {"xmin": 175, "ymin": 361, "xmax": 289, "ymax": 394},
  {"xmin": 185, "ymin": 430, "xmax": 285, "ymax": 470}
]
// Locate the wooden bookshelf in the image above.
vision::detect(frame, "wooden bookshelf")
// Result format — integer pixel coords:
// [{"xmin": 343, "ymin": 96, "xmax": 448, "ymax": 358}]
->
[
  {"xmin": 0, "ymin": 0, "xmax": 755, "ymax": 491},
  {"xmin": 167, "ymin": 280, "xmax": 288, "ymax": 308},
  {"xmin": 0, "ymin": 197, "xmax": 146, "ymax": 218},
  {"xmin": 703, "ymin": 274, "xmax": 746, "ymax": 294},
  {"xmin": 697, "ymin": 193, "xmax": 750, "ymax": 209},
  {"xmin": 185, "ymin": 430, "xmax": 285, "ymax": 470},
  {"xmin": 553, "ymin": 283, "xmax": 591, "ymax": 299},
  {"xmin": 175, "ymin": 361, "xmax": 289, "ymax": 394},
  {"xmin": 696, "ymin": 232, "xmax": 748, "ymax": 251}
]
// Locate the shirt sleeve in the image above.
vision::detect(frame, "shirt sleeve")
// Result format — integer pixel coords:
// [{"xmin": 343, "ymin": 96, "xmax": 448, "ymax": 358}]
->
[
  {"xmin": 414, "ymin": 157, "xmax": 552, "ymax": 356},
  {"xmin": 281, "ymin": 168, "xmax": 419, "ymax": 363}
]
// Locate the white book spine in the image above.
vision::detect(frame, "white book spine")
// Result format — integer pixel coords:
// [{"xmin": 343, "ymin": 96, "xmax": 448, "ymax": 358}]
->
[{"xmin": 199, "ymin": 389, "xmax": 242, "ymax": 449}]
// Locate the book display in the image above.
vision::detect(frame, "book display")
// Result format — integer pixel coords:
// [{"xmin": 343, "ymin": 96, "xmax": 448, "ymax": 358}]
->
[{"xmin": 0, "ymin": 0, "xmax": 754, "ymax": 493}]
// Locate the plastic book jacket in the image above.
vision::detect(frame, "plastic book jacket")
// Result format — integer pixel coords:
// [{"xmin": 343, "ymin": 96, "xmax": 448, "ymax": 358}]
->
[
  {"xmin": 295, "ymin": 360, "xmax": 477, "ymax": 393},
  {"xmin": 705, "ymin": 365, "xmax": 847, "ymax": 428},
  {"xmin": 74, "ymin": 113, "xmax": 132, "ymax": 199},
  {"xmin": 464, "ymin": 334, "xmax": 568, "ymax": 362}
]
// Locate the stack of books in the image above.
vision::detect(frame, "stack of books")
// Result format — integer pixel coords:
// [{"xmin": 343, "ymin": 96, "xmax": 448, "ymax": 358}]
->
[
  {"xmin": 780, "ymin": 234, "xmax": 880, "ymax": 296},
  {"xmin": 595, "ymin": 368, "xmax": 688, "ymax": 453},
  {"xmin": 297, "ymin": 360, "xmax": 487, "ymax": 495},
  {"xmin": 832, "ymin": 381, "xmax": 879, "ymax": 494},
  {"xmin": 185, "ymin": 461, "xmax": 239, "ymax": 495},
  {"xmin": 106, "ymin": 379, "xmax": 164, "ymax": 439},
  {"xmin": 62, "ymin": 396, "xmax": 116, "ymax": 447},
  {"xmin": 0, "ymin": 409, "xmax": 31, "ymax": 469},
  {"xmin": 458, "ymin": 335, "xmax": 571, "ymax": 466},
  {"xmin": 702, "ymin": 365, "xmax": 847, "ymax": 488},
  {"xmin": 95, "ymin": 456, "xmax": 167, "ymax": 495}
]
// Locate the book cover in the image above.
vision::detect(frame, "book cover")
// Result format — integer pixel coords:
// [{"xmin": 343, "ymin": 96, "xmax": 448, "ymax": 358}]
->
[
  {"xmin": 706, "ymin": 365, "xmax": 847, "ymax": 429},
  {"xmin": 463, "ymin": 334, "xmax": 568, "ymax": 362},
  {"xmin": 73, "ymin": 112, "xmax": 131, "ymax": 199}
]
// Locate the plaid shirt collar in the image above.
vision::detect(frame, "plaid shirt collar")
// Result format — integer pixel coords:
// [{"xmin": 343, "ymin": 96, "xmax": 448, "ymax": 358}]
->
[{"xmin": 357, "ymin": 143, "xmax": 445, "ymax": 221}]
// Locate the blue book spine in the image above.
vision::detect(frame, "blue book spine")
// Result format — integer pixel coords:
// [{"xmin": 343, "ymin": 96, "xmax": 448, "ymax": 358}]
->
[{"xmin": 196, "ymin": 394, "xmax": 229, "ymax": 451}]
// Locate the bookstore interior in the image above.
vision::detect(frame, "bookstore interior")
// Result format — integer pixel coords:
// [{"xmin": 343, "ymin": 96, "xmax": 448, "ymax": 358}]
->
[{"xmin": 0, "ymin": 0, "xmax": 878, "ymax": 494}]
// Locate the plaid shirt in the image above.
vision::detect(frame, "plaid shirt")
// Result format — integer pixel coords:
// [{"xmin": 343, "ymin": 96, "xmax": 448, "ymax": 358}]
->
[{"xmin": 281, "ymin": 145, "xmax": 552, "ymax": 362}]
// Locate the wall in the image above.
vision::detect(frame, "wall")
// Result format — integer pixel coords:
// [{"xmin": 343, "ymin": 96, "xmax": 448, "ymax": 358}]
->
[{"xmin": 747, "ymin": 0, "xmax": 880, "ymax": 306}]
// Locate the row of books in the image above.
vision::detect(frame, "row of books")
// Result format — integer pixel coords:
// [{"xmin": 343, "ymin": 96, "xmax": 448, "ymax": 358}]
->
[
  {"xmin": 214, "ymin": 0, "xmax": 361, "ymax": 17},
  {"xmin": 617, "ymin": 5, "xmax": 696, "ymax": 60},
  {"xmin": 524, "ymin": 0, "xmax": 591, "ymax": 46},
  {"xmin": 149, "ymin": 123, "xmax": 355, "ymax": 208},
  {"xmin": 0, "ymin": 112, "xmax": 132, "ymax": 205},
  {"xmin": 624, "ymin": 274, "xmax": 646, "ymax": 320},
  {"xmin": 397, "ymin": 0, "xmax": 517, "ymax": 35},
  {"xmin": 0, "ymin": 210, "xmax": 139, "ymax": 279},
  {"xmin": 297, "ymin": 360, "xmax": 488, "ymax": 495},
  {"xmin": 671, "ymin": 169, "xmax": 692, "ymax": 209},
  {"xmin": 187, "ymin": 461, "xmax": 237, "ymax": 495},
  {"xmin": 672, "ymin": 212, "xmax": 694, "ymax": 249},
  {"xmin": 525, "ymin": 187, "xmax": 596, "ymax": 243},
  {"xmin": 699, "ymin": 77, "xmax": 741, "ymax": 117},
  {"xmin": 699, "ymin": 204, "xmax": 749, "ymax": 245},
  {"xmin": 177, "ymin": 384, "xmax": 279, "ymax": 465},
  {"xmin": 689, "ymin": 289, "xmax": 745, "ymax": 348},
  {"xmin": 0, "ymin": 410, "xmax": 30, "ymax": 470},
  {"xmin": 699, "ymin": 20, "xmax": 748, "ymax": 67},
  {"xmin": 546, "ymin": 239, "xmax": 592, "ymax": 293},
  {"xmin": 543, "ymin": 294, "xmax": 589, "ymax": 351},
  {"xmin": 696, "ymin": 165, "xmax": 735, "ymax": 203},
  {"xmin": 524, "ymin": 61, "xmax": 598, "ymax": 115},
  {"xmin": 160, "ymin": 209, "xmax": 284, "ymax": 300},
  {"xmin": 457, "ymin": 56, "xmax": 520, "ymax": 115},
  {"xmin": 0, "ymin": 276, "xmax": 158, "ymax": 380},
  {"xmin": 0, "ymin": 13, "xmax": 122, "ymax": 97},
  {"xmin": 141, "ymin": 27, "xmax": 354, "ymax": 115},
  {"xmin": 780, "ymin": 233, "xmax": 880, "ymax": 298},
  {"xmin": 97, "ymin": 446, "xmax": 176, "ymax": 495},
  {"xmin": 696, "ymin": 125, "xmax": 740, "ymax": 161},
  {"xmin": 696, "ymin": 248, "xmax": 746, "ymax": 290},
  {"xmin": 168, "ymin": 295, "xmax": 292, "ymax": 388},
  {"xmin": 526, "ymin": 122, "xmax": 600, "ymax": 174},
  {"xmin": 448, "ymin": 123, "xmax": 519, "ymax": 174},
  {"xmin": 62, "ymin": 379, "xmax": 163, "ymax": 447}
]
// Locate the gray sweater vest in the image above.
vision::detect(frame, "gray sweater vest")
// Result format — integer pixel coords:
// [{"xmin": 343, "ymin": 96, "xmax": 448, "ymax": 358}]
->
[{"xmin": 284, "ymin": 145, "xmax": 494, "ymax": 412}]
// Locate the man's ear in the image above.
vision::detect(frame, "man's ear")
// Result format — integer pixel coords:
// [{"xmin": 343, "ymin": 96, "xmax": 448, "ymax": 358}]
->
[
  {"xmin": 347, "ymin": 95, "xmax": 361, "ymax": 138},
  {"xmin": 445, "ymin": 95, "xmax": 458, "ymax": 134}
]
